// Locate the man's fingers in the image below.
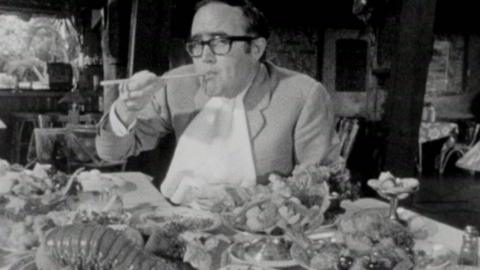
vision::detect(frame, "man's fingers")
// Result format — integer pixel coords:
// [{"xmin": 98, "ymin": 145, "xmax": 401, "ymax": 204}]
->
[
  {"xmin": 127, "ymin": 71, "xmax": 158, "ymax": 91},
  {"xmin": 127, "ymin": 89, "xmax": 148, "ymax": 99},
  {"xmin": 124, "ymin": 99, "xmax": 145, "ymax": 111}
]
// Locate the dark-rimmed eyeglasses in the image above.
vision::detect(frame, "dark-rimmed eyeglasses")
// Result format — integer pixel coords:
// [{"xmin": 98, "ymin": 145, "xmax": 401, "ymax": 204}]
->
[{"xmin": 185, "ymin": 35, "xmax": 258, "ymax": 58}]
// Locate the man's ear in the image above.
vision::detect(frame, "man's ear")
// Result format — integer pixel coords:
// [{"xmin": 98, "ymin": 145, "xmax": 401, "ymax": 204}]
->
[{"xmin": 250, "ymin": 37, "xmax": 267, "ymax": 61}]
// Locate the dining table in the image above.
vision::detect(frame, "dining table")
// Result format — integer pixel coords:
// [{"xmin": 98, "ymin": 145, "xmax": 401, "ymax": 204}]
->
[
  {"xmin": 1, "ymin": 171, "xmax": 477, "ymax": 270},
  {"xmin": 107, "ymin": 172, "xmax": 473, "ymax": 269}
]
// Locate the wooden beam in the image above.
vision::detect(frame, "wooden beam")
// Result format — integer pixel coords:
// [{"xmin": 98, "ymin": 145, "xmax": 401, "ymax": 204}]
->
[
  {"xmin": 127, "ymin": 0, "xmax": 138, "ymax": 77},
  {"xmin": 100, "ymin": 0, "xmax": 130, "ymax": 111},
  {"xmin": 129, "ymin": 0, "xmax": 175, "ymax": 75},
  {"xmin": 383, "ymin": 0, "xmax": 437, "ymax": 176}
]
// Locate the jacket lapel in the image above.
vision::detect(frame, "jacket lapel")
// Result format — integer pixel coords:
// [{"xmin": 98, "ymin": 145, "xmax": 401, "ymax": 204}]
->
[{"xmin": 245, "ymin": 62, "xmax": 277, "ymax": 139}]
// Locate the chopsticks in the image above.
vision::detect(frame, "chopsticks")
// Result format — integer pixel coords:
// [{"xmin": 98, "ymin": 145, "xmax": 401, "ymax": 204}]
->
[{"xmin": 100, "ymin": 73, "xmax": 203, "ymax": 87}]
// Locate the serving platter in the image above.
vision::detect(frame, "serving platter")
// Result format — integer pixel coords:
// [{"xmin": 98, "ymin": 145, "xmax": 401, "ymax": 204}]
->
[
  {"xmin": 443, "ymin": 266, "xmax": 478, "ymax": 270},
  {"xmin": 228, "ymin": 239, "xmax": 298, "ymax": 268},
  {"xmin": 218, "ymin": 264, "xmax": 276, "ymax": 270},
  {"xmin": 414, "ymin": 240, "xmax": 456, "ymax": 270},
  {"xmin": 138, "ymin": 206, "xmax": 222, "ymax": 234}
]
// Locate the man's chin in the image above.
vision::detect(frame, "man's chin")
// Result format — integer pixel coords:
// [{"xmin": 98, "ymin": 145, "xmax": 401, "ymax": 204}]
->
[{"xmin": 204, "ymin": 86, "xmax": 223, "ymax": 97}]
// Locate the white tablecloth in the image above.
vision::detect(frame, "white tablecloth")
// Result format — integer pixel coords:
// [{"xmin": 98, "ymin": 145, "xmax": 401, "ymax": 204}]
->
[{"xmin": 107, "ymin": 172, "xmax": 170, "ymax": 208}]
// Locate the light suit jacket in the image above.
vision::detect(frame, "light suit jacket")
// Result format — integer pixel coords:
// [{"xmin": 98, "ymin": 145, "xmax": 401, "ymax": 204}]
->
[{"xmin": 96, "ymin": 61, "xmax": 340, "ymax": 183}]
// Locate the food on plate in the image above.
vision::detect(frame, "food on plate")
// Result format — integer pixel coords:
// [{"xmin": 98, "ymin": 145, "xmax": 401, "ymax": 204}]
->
[
  {"xmin": 35, "ymin": 224, "xmax": 178, "ymax": 270},
  {"xmin": 0, "ymin": 215, "xmax": 56, "ymax": 252},
  {"xmin": 144, "ymin": 222, "xmax": 189, "ymax": 260},
  {"xmin": 108, "ymin": 225, "xmax": 145, "ymax": 247},
  {"xmin": 139, "ymin": 207, "xmax": 221, "ymax": 234},
  {"xmin": 337, "ymin": 208, "xmax": 415, "ymax": 253},
  {"xmin": 290, "ymin": 242, "xmax": 349, "ymax": 270},
  {"xmin": 291, "ymin": 240, "xmax": 415, "ymax": 270},
  {"xmin": 144, "ymin": 221, "xmax": 228, "ymax": 261},
  {"xmin": 242, "ymin": 200, "xmax": 280, "ymax": 232},
  {"xmin": 226, "ymin": 195, "xmax": 328, "ymax": 239},
  {"xmin": 368, "ymin": 172, "xmax": 419, "ymax": 197},
  {"xmin": 219, "ymin": 264, "xmax": 274, "ymax": 270},
  {"xmin": 443, "ymin": 266, "xmax": 478, "ymax": 270},
  {"xmin": 139, "ymin": 209, "xmax": 223, "ymax": 264},
  {"xmin": 306, "ymin": 208, "xmax": 417, "ymax": 269},
  {"xmin": 0, "ymin": 163, "xmax": 80, "ymax": 198},
  {"xmin": 66, "ymin": 191, "xmax": 129, "ymax": 226},
  {"xmin": 73, "ymin": 210, "xmax": 131, "ymax": 226},
  {"xmin": 217, "ymin": 162, "xmax": 359, "ymax": 240},
  {"xmin": 143, "ymin": 214, "xmax": 217, "ymax": 231},
  {"xmin": 414, "ymin": 241, "xmax": 453, "ymax": 269},
  {"xmin": 0, "ymin": 165, "xmax": 84, "ymax": 221},
  {"xmin": 245, "ymin": 238, "xmax": 292, "ymax": 261},
  {"xmin": 182, "ymin": 232, "xmax": 231, "ymax": 270},
  {"xmin": 229, "ymin": 237, "xmax": 297, "ymax": 268}
]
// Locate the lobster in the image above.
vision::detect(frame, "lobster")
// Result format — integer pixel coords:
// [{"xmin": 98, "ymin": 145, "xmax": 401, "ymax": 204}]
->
[{"xmin": 35, "ymin": 224, "xmax": 178, "ymax": 270}]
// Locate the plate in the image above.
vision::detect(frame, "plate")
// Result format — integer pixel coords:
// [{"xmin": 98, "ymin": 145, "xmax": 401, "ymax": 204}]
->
[
  {"xmin": 398, "ymin": 209, "xmax": 438, "ymax": 239},
  {"xmin": 219, "ymin": 264, "xmax": 275, "ymax": 270},
  {"xmin": 228, "ymin": 241, "xmax": 297, "ymax": 268},
  {"xmin": 223, "ymin": 214, "xmax": 286, "ymax": 238},
  {"xmin": 414, "ymin": 241, "xmax": 455, "ymax": 270},
  {"xmin": 444, "ymin": 266, "xmax": 478, "ymax": 270},
  {"xmin": 138, "ymin": 206, "xmax": 222, "ymax": 234}
]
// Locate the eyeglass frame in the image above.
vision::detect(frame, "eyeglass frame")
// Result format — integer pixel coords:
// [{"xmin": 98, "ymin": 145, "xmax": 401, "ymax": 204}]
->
[{"xmin": 185, "ymin": 35, "xmax": 259, "ymax": 58}]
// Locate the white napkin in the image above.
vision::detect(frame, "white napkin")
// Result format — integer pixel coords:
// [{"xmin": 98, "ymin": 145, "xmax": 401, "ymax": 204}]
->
[{"xmin": 161, "ymin": 89, "xmax": 256, "ymax": 204}]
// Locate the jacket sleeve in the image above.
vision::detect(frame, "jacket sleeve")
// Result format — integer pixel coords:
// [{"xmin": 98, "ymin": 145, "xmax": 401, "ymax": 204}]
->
[
  {"xmin": 294, "ymin": 83, "xmax": 340, "ymax": 167},
  {"xmin": 95, "ymin": 85, "xmax": 173, "ymax": 162}
]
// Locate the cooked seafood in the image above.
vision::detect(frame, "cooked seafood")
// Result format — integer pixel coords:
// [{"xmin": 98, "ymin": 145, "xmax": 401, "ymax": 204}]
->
[
  {"xmin": 35, "ymin": 224, "xmax": 177, "ymax": 270},
  {"xmin": 367, "ymin": 172, "xmax": 419, "ymax": 198}
]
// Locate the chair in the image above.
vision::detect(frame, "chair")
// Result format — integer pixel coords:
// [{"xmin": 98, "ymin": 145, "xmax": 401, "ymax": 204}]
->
[
  {"xmin": 25, "ymin": 113, "xmax": 69, "ymax": 167},
  {"xmin": 63, "ymin": 124, "xmax": 127, "ymax": 172},
  {"xmin": 28, "ymin": 115, "xmax": 126, "ymax": 172},
  {"xmin": 438, "ymin": 122, "xmax": 480, "ymax": 175},
  {"xmin": 10, "ymin": 112, "xmax": 40, "ymax": 164},
  {"xmin": 335, "ymin": 117, "xmax": 360, "ymax": 162},
  {"xmin": 37, "ymin": 113, "xmax": 68, "ymax": 128}
]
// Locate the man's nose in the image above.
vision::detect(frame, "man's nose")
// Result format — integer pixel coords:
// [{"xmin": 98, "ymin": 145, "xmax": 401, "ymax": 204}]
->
[{"xmin": 201, "ymin": 44, "xmax": 216, "ymax": 63}]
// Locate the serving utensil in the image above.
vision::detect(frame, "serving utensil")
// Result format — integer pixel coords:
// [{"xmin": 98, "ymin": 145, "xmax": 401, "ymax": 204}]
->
[{"xmin": 100, "ymin": 73, "xmax": 204, "ymax": 86}]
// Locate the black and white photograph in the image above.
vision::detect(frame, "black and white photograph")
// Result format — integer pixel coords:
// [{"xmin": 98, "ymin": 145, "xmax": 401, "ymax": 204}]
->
[{"xmin": 0, "ymin": 0, "xmax": 479, "ymax": 269}]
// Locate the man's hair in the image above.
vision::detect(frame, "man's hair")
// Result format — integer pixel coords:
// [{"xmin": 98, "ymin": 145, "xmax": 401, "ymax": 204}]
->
[{"xmin": 194, "ymin": 0, "xmax": 270, "ymax": 39}]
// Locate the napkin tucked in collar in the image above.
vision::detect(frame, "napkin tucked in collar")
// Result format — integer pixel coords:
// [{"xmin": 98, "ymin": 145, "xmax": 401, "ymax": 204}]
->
[{"xmin": 161, "ymin": 86, "xmax": 256, "ymax": 205}]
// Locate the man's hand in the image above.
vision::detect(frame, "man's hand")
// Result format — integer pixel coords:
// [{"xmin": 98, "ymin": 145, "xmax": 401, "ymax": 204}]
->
[{"xmin": 115, "ymin": 70, "xmax": 165, "ymax": 126}]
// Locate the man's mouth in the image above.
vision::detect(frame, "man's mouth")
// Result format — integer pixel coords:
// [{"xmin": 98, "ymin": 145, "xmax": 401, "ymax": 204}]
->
[{"xmin": 203, "ymin": 71, "xmax": 218, "ymax": 80}]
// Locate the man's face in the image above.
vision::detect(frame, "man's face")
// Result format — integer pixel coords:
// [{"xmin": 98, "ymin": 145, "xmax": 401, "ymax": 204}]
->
[{"xmin": 190, "ymin": 3, "xmax": 259, "ymax": 97}]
